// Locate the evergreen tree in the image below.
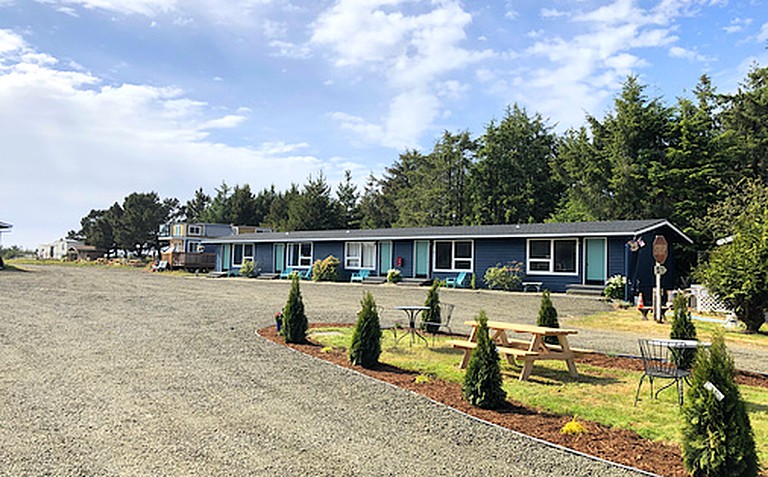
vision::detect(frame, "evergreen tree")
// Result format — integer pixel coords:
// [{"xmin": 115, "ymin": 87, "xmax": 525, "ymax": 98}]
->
[
  {"xmin": 462, "ymin": 310, "xmax": 506, "ymax": 409},
  {"xmin": 669, "ymin": 292, "xmax": 697, "ymax": 369},
  {"xmin": 358, "ymin": 173, "xmax": 397, "ymax": 229},
  {"xmin": 287, "ymin": 173, "xmax": 341, "ymax": 231},
  {"xmin": 282, "ymin": 275, "xmax": 308, "ymax": 344},
  {"xmin": 336, "ymin": 170, "xmax": 361, "ymax": 229},
  {"xmin": 200, "ymin": 181, "xmax": 232, "ymax": 224},
  {"xmin": 182, "ymin": 188, "xmax": 211, "ymax": 222},
  {"xmin": 469, "ymin": 105, "xmax": 559, "ymax": 225},
  {"xmin": 227, "ymin": 184, "xmax": 259, "ymax": 225},
  {"xmin": 349, "ymin": 292, "xmax": 382, "ymax": 368},
  {"xmin": 682, "ymin": 330, "xmax": 759, "ymax": 476},
  {"xmin": 264, "ymin": 184, "xmax": 300, "ymax": 231},
  {"xmin": 536, "ymin": 290, "xmax": 560, "ymax": 345},
  {"xmin": 421, "ymin": 280, "xmax": 441, "ymax": 334}
]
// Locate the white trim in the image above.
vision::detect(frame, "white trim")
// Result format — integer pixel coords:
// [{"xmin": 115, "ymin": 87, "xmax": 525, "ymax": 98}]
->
[
  {"xmin": 433, "ymin": 239, "xmax": 474, "ymax": 272},
  {"xmin": 188, "ymin": 225, "xmax": 203, "ymax": 236},
  {"xmin": 634, "ymin": 220, "xmax": 693, "ymax": 244},
  {"xmin": 345, "ymin": 241, "xmax": 376, "ymax": 270},
  {"xmin": 583, "ymin": 237, "xmax": 608, "ymax": 285},
  {"xmin": 231, "ymin": 243, "xmax": 254, "ymax": 267},
  {"xmin": 526, "ymin": 238, "xmax": 579, "ymax": 276},
  {"xmin": 286, "ymin": 242, "xmax": 313, "ymax": 269}
]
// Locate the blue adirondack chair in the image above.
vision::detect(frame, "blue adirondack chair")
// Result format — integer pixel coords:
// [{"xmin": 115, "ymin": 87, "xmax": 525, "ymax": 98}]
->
[
  {"xmin": 445, "ymin": 272, "xmax": 470, "ymax": 288},
  {"xmin": 299, "ymin": 268, "xmax": 312, "ymax": 280},
  {"xmin": 279, "ymin": 267, "xmax": 295, "ymax": 279},
  {"xmin": 350, "ymin": 269, "xmax": 370, "ymax": 283}
]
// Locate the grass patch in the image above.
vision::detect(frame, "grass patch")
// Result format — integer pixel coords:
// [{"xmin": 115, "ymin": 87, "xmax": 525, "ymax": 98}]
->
[
  {"xmin": 310, "ymin": 326, "xmax": 768, "ymax": 461},
  {"xmin": 567, "ymin": 308, "xmax": 768, "ymax": 348}
]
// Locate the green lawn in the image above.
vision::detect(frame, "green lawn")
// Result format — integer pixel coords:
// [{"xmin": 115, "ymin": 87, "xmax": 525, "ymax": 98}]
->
[
  {"xmin": 309, "ymin": 326, "xmax": 768, "ymax": 462},
  {"xmin": 566, "ymin": 308, "xmax": 768, "ymax": 348}
]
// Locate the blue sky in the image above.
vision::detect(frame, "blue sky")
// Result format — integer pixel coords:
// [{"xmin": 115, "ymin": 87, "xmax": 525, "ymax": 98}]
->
[{"xmin": 1, "ymin": 0, "xmax": 766, "ymax": 249}]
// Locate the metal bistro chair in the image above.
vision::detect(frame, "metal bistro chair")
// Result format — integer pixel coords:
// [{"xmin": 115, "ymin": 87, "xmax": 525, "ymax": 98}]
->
[
  {"xmin": 419, "ymin": 303, "xmax": 455, "ymax": 345},
  {"xmin": 634, "ymin": 339, "xmax": 692, "ymax": 406},
  {"xmin": 377, "ymin": 305, "xmax": 399, "ymax": 342}
]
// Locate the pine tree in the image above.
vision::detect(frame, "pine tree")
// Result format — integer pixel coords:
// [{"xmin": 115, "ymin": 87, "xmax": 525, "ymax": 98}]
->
[
  {"xmin": 422, "ymin": 280, "xmax": 441, "ymax": 334},
  {"xmin": 462, "ymin": 311, "xmax": 506, "ymax": 409},
  {"xmin": 682, "ymin": 329, "xmax": 759, "ymax": 476},
  {"xmin": 349, "ymin": 292, "xmax": 382, "ymax": 369},
  {"xmin": 282, "ymin": 275, "xmax": 308, "ymax": 344},
  {"xmin": 669, "ymin": 292, "xmax": 697, "ymax": 369},
  {"xmin": 536, "ymin": 290, "xmax": 560, "ymax": 345}
]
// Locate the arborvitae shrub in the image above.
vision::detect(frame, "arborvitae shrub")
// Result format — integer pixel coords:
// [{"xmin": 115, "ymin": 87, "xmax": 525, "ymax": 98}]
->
[
  {"xmin": 422, "ymin": 280, "xmax": 441, "ymax": 334},
  {"xmin": 462, "ymin": 310, "xmax": 506, "ymax": 409},
  {"xmin": 282, "ymin": 275, "xmax": 308, "ymax": 344},
  {"xmin": 349, "ymin": 292, "xmax": 382, "ymax": 368},
  {"xmin": 670, "ymin": 292, "xmax": 697, "ymax": 369},
  {"xmin": 536, "ymin": 290, "xmax": 560, "ymax": 345},
  {"xmin": 682, "ymin": 329, "xmax": 759, "ymax": 477}
]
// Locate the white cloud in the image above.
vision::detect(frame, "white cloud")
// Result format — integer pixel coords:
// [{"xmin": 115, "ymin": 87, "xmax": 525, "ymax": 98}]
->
[
  {"xmin": 758, "ymin": 22, "xmax": 768, "ymax": 43},
  {"xmin": 541, "ymin": 8, "xmax": 567, "ymax": 19},
  {"xmin": 0, "ymin": 29, "xmax": 326, "ymax": 248},
  {"xmin": 723, "ymin": 17, "xmax": 752, "ymax": 34},
  {"xmin": 311, "ymin": 0, "xmax": 490, "ymax": 149},
  {"xmin": 269, "ymin": 40, "xmax": 311, "ymax": 59},
  {"xmin": 668, "ymin": 45, "xmax": 712, "ymax": 62}
]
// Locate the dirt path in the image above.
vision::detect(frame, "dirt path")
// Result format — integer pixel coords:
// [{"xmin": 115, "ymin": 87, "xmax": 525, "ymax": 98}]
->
[{"xmin": 1, "ymin": 265, "xmax": 654, "ymax": 476}]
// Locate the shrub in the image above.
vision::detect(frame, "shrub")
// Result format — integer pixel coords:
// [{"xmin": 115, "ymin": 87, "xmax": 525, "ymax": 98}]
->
[
  {"xmin": 483, "ymin": 261, "xmax": 524, "ymax": 291},
  {"xmin": 682, "ymin": 329, "xmax": 759, "ymax": 477},
  {"xmin": 536, "ymin": 290, "xmax": 560, "ymax": 345},
  {"xmin": 670, "ymin": 292, "xmax": 697, "ymax": 370},
  {"xmin": 311, "ymin": 255, "xmax": 339, "ymax": 282},
  {"xmin": 349, "ymin": 292, "xmax": 382, "ymax": 368},
  {"xmin": 421, "ymin": 280, "xmax": 441, "ymax": 334},
  {"xmin": 282, "ymin": 275, "xmax": 308, "ymax": 344},
  {"xmin": 386, "ymin": 268, "xmax": 402, "ymax": 283},
  {"xmin": 239, "ymin": 259, "xmax": 258, "ymax": 277},
  {"xmin": 561, "ymin": 417, "xmax": 588, "ymax": 436},
  {"xmin": 603, "ymin": 274, "xmax": 626, "ymax": 300},
  {"xmin": 462, "ymin": 310, "xmax": 506, "ymax": 409}
]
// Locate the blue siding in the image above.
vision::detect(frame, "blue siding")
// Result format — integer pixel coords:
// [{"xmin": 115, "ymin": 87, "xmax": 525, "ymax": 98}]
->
[
  {"xmin": 474, "ymin": 238, "xmax": 522, "ymax": 288},
  {"xmin": 628, "ymin": 227, "xmax": 679, "ymax": 303},
  {"xmin": 607, "ymin": 237, "xmax": 625, "ymax": 277},
  {"xmin": 314, "ymin": 242, "xmax": 345, "ymax": 278}
]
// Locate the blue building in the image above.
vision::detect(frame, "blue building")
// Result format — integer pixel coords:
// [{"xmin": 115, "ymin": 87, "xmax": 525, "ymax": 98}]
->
[{"xmin": 202, "ymin": 219, "xmax": 691, "ymax": 297}]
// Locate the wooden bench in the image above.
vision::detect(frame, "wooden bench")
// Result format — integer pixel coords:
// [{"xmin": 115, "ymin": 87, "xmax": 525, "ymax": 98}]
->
[
  {"xmin": 447, "ymin": 339, "xmax": 539, "ymax": 368},
  {"xmin": 521, "ymin": 281, "xmax": 543, "ymax": 292}
]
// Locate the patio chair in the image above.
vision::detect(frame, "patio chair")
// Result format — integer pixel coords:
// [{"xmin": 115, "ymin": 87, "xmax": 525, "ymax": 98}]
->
[
  {"xmin": 378, "ymin": 305, "xmax": 399, "ymax": 341},
  {"xmin": 299, "ymin": 268, "xmax": 312, "ymax": 280},
  {"xmin": 445, "ymin": 272, "xmax": 470, "ymax": 288},
  {"xmin": 279, "ymin": 267, "xmax": 295, "ymax": 279},
  {"xmin": 419, "ymin": 303, "xmax": 455, "ymax": 345},
  {"xmin": 350, "ymin": 269, "xmax": 370, "ymax": 283},
  {"xmin": 634, "ymin": 339, "xmax": 691, "ymax": 406}
]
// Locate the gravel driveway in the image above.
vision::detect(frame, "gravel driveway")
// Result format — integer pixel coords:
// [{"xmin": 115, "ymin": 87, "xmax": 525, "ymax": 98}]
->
[{"xmin": 1, "ymin": 265, "xmax": 760, "ymax": 476}]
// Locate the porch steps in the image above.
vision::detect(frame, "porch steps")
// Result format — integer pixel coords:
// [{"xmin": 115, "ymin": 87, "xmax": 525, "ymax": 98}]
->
[
  {"xmin": 397, "ymin": 278, "xmax": 433, "ymax": 287},
  {"xmin": 361, "ymin": 276, "xmax": 386, "ymax": 285},
  {"xmin": 565, "ymin": 284, "xmax": 605, "ymax": 296}
]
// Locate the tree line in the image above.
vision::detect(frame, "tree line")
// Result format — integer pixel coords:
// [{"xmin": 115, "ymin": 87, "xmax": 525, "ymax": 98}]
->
[{"xmin": 71, "ymin": 65, "xmax": 768, "ymax": 271}]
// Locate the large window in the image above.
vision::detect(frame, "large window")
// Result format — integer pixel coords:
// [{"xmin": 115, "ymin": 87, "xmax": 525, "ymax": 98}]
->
[
  {"xmin": 232, "ymin": 243, "xmax": 254, "ymax": 266},
  {"xmin": 287, "ymin": 242, "xmax": 312, "ymax": 268},
  {"xmin": 188, "ymin": 225, "xmax": 202, "ymax": 236},
  {"xmin": 434, "ymin": 240, "xmax": 473, "ymax": 272},
  {"xmin": 345, "ymin": 242, "xmax": 376, "ymax": 269},
  {"xmin": 527, "ymin": 239, "xmax": 577, "ymax": 274}
]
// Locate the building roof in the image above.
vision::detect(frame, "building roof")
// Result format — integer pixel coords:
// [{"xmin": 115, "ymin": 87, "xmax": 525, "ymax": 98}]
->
[
  {"xmin": 202, "ymin": 219, "xmax": 693, "ymax": 244},
  {"xmin": 0, "ymin": 221, "xmax": 12, "ymax": 231}
]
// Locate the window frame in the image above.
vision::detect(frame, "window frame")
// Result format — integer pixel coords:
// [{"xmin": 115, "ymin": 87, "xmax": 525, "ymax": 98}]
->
[
  {"xmin": 345, "ymin": 242, "xmax": 376, "ymax": 270},
  {"xmin": 287, "ymin": 242, "xmax": 313, "ymax": 268},
  {"xmin": 188, "ymin": 225, "xmax": 202, "ymax": 236},
  {"xmin": 432, "ymin": 240, "xmax": 474, "ymax": 272},
  {"xmin": 231, "ymin": 243, "xmax": 254, "ymax": 267},
  {"xmin": 526, "ymin": 238, "xmax": 579, "ymax": 276}
]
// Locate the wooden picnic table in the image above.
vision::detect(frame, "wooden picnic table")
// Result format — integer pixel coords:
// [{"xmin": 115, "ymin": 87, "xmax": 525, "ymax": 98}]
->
[{"xmin": 448, "ymin": 320, "xmax": 583, "ymax": 381}]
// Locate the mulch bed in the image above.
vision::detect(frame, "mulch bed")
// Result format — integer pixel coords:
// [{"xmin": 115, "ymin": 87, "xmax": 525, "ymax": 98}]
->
[{"xmin": 259, "ymin": 324, "xmax": 768, "ymax": 477}]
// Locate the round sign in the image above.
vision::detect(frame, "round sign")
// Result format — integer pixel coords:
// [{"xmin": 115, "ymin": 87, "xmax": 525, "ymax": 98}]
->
[{"xmin": 652, "ymin": 235, "xmax": 668, "ymax": 264}]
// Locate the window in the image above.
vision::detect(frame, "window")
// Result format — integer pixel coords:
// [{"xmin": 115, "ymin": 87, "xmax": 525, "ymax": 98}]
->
[
  {"xmin": 345, "ymin": 242, "xmax": 376, "ymax": 269},
  {"xmin": 527, "ymin": 239, "xmax": 577, "ymax": 274},
  {"xmin": 188, "ymin": 225, "xmax": 202, "ymax": 236},
  {"xmin": 434, "ymin": 240, "xmax": 473, "ymax": 272},
  {"xmin": 187, "ymin": 241, "xmax": 201, "ymax": 253},
  {"xmin": 172, "ymin": 224, "xmax": 183, "ymax": 236},
  {"xmin": 232, "ymin": 243, "xmax": 254, "ymax": 266},
  {"xmin": 287, "ymin": 242, "xmax": 312, "ymax": 268}
]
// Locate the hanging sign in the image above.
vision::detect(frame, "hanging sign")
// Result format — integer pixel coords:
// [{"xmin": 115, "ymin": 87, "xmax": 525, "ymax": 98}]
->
[{"xmin": 652, "ymin": 235, "xmax": 668, "ymax": 264}]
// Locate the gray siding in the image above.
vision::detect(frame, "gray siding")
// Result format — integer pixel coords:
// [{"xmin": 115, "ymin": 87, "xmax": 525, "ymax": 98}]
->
[
  {"xmin": 255, "ymin": 244, "xmax": 273, "ymax": 273},
  {"xmin": 393, "ymin": 241, "xmax": 414, "ymax": 278}
]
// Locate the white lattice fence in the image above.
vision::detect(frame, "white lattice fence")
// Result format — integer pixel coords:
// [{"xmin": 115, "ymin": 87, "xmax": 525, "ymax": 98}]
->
[{"xmin": 689, "ymin": 285, "xmax": 732, "ymax": 314}]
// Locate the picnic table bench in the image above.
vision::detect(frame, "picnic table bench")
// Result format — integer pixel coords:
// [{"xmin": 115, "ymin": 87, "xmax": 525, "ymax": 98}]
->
[{"xmin": 448, "ymin": 320, "xmax": 590, "ymax": 381}]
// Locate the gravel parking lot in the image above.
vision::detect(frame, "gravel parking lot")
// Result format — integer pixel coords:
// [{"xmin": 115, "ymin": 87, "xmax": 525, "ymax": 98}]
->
[{"xmin": 0, "ymin": 265, "xmax": 762, "ymax": 476}]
